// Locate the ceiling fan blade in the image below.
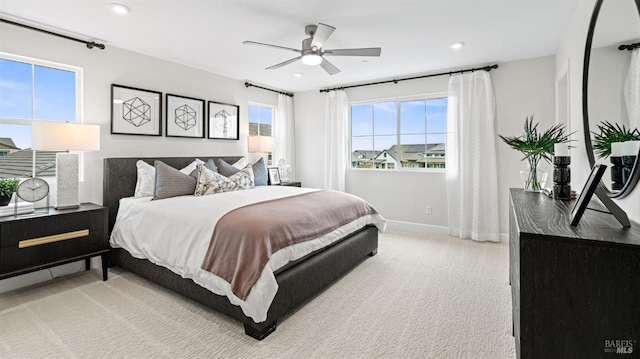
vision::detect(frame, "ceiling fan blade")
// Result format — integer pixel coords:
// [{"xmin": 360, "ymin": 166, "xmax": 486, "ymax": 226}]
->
[
  {"xmin": 310, "ymin": 23, "xmax": 336, "ymax": 49},
  {"xmin": 323, "ymin": 48, "xmax": 382, "ymax": 57},
  {"xmin": 266, "ymin": 56, "xmax": 302, "ymax": 70},
  {"xmin": 320, "ymin": 58, "xmax": 341, "ymax": 76},
  {"xmin": 243, "ymin": 41, "xmax": 301, "ymax": 54}
]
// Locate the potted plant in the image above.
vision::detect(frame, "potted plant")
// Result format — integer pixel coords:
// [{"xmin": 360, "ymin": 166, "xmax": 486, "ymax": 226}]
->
[
  {"xmin": 499, "ymin": 116, "xmax": 571, "ymax": 192},
  {"xmin": 591, "ymin": 121, "xmax": 640, "ymax": 159},
  {"xmin": 0, "ymin": 178, "xmax": 19, "ymax": 206}
]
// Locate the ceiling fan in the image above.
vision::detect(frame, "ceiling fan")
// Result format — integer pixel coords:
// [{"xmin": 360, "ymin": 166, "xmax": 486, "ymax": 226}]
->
[{"xmin": 243, "ymin": 23, "xmax": 381, "ymax": 76}]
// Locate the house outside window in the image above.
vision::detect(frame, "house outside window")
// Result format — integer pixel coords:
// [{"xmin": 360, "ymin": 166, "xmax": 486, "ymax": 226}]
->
[
  {"xmin": 248, "ymin": 103, "xmax": 274, "ymax": 164},
  {"xmin": 0, "ymin": 52, "xmax": 82, "ymax": 178},
  {"xmin": 350, "ymin": 95, "xmax": 447, "ymax": 170}
]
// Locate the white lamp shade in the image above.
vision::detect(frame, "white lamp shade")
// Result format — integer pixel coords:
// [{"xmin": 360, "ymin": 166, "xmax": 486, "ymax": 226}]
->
[
  {"xmin": 32, "ymin": 121, "xmax": 100, "ymax": 151},
  {"xmin": 611, "ymin": 142, "xmax": 626, "ymax": 157},
  {"xmin": 248, "ymin": 136, "xmax": 276, "ymax": 153},
  {"xmin": 622, "ymin": 140, "xmax": 640, "ymax": 156}
]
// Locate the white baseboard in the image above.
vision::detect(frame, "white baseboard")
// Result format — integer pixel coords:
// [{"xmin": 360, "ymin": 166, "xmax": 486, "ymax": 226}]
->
[
  {"xmin": 385, "ymin": 220, "xmax": 509, "ymax": 243},
  {"xmin": 384, "ymin": 220, "xmax": 449, "ymax": 235}
]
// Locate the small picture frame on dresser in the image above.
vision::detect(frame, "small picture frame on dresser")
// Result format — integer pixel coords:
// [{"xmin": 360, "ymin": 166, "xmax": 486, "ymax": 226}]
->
[
  {"xmin": 570, "ymin": 164, "xmax": 607, "ymax": 226},
  {"xmin": 268, "ymin": 167, "xmax": 281, "ymax": 185}
]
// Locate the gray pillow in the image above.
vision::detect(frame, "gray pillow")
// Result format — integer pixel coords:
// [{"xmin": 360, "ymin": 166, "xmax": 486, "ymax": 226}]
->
[
  {"xmin": 204, "ymin": 158, "xmax": 218, "ymax": 172},
  {"xmin": 153, "ymin": 160, "xmax": 197, "ymax": 200},
  {"xmin": 252, "ymin": 157, "xmax": 268, "ymax": 186},
  {"xmin": 217, "ymin": 158, "xmax": 267, "ymax": 186},
  {"xmin": 216, "ymin": 159, "xmax": 240, "ymax": 177}
]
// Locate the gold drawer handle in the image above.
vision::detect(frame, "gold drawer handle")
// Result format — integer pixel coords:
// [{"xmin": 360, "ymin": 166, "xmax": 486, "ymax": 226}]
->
[{"xmin": 18, "ymin": 229, "xmax": 90, "ymax": 248}]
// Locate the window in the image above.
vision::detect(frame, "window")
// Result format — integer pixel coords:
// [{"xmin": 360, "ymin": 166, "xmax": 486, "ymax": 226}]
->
[
  {"xmin": 0, "ymin": 52, "xmax": 82, "ymax": 178},
  {"xmin": 248, "ymin": 103, "xmax": 274, "ymax": 165},
  {"xmin": 351, "ymin": 95, "xmax": 447, "ymax": 170},
  {"xmin": 248, "ymin": 104, "xmax": 273, "ymax": 136}
]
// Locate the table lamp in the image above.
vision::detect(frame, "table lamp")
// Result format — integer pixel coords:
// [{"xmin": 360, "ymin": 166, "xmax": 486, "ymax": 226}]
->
[
  {"xmin": 31, "ymin": 121, "xmax": 100, "ymax": 209},
  {"xmin": 248, "ymin": 135, "xmax": 276, "ymax": 161}
]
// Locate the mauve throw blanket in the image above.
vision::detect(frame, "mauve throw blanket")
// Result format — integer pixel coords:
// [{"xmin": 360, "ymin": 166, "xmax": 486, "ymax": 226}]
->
[{"xmin": 201, "ymin": 190, "xmax": 377, "ymax": 300}]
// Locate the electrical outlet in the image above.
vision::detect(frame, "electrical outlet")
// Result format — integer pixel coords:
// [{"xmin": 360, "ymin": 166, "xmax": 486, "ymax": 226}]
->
[{"xmin": 425, "ymin": 205, "xmax": 432, "ymax": 215}]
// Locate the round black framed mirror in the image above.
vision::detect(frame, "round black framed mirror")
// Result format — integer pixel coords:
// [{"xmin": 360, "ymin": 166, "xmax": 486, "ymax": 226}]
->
[{"xmin": 582, "ymin": 0, "xmax": 640, "ymax": 198}]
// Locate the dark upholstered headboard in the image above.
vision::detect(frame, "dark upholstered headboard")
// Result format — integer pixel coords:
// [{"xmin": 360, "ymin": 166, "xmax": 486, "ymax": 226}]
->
[{"xmin": 103, "ymin": 156, "xmax": 242, "ymax": 233}]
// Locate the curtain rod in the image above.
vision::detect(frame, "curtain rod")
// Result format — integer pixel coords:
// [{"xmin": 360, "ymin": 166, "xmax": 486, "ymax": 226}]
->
[
  {"xmin": 0, "ymin": 17, "xmax": 105, "ymax": 50},
  {"xmin": 319, "ymin": 64, "xmax": 499, "ymax": 93},
  {"xmin": 619, "ymin": 42, "xmax": 640, "ymax": 51},
  {"xmin": 245, "ymin": 82, "xmax": 293, "ymax": 97}
]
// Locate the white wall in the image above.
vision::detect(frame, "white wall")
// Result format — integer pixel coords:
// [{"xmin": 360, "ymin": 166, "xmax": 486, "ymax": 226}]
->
[
  {"xmin": 0, "ymin": 22, "xmax": 278, "ymax": 292},
  {"xmin": 295, "ymin": 56, "xmax": 557, "ymax": 235},
  {"xmin": 556, "ymin": 0, "xmax": 640, "ymax": 222}
]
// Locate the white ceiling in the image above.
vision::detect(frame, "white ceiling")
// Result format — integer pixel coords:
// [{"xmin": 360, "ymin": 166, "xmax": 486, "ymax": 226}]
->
[{"xmin": 0, "ymin": 0, "xmax": 580, "ymax": 93}]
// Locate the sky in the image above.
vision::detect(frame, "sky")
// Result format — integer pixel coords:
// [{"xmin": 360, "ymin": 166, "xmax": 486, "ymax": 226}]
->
[
  {"xmin": 0, "ymin": 58, "xmax": 76, "ymax": 149},
  {"xmin": 351, "ymin": 97, "xmax": 447, "ymax": 152}
]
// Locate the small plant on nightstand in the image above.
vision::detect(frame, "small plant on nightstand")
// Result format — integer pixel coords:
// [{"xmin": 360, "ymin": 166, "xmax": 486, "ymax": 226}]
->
[{"xmin": 0, "ymin": 178, "xmax": 19, "ymax": 206}]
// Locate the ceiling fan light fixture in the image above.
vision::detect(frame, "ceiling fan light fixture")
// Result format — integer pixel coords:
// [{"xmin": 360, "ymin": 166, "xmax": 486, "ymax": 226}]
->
[{"xmin": 301, "ymin": 54, "xmax": 322, "ymax": 66}]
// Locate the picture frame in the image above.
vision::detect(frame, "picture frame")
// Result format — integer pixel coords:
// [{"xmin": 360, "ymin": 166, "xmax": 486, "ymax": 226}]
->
[
  {"xmin": 165, "ymin": 94, "xmax": 205, "ymax": 138},
  {"xmin": 207, "ymin": 101, "xmax": 239, "ymax": 140},
  {"xmin": 570, "ymin": 164, "xmax": 607, "ymax": 226},
  {"xmin": 111, "ymin": 84, "xmax": 162, "ymax": 136},
  {"xmin": 268, "ymin": 166, "xmax": 281, "ymax": 185}
]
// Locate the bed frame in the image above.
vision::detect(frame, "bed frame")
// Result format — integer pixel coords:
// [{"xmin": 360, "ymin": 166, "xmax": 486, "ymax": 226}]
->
[{"xmin": 103, "ymin": 156, "xmax": 378, "ymax": 340}]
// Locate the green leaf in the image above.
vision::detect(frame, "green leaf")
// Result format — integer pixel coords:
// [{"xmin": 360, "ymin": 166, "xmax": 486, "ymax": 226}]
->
[
  {"xmin": 591, "ymin": 121, "xmax": 640, "ymax": 159},
  {"xmin": 0, "ymin": 178, "xmax": 19, "ymax": 197},
  {"xmin": 498, "ymin": 115, "xmax": 573, "ymax": 165}
]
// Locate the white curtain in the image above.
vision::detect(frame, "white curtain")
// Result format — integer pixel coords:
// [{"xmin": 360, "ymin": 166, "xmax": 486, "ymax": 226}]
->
[
  {"xmin": 323, "ymin": 90, "xmax": 349, "ymax": 191},
  {"xmin": 274, "ymin": 94, "xmax": 296, "ymax": 180},
  {"xmin": 445, "ymin": 71, "xmax": 500, "ymax": 242},
  {"xmin": 624, "ymin": 49, "xmax": 640, "ymax": 131}
]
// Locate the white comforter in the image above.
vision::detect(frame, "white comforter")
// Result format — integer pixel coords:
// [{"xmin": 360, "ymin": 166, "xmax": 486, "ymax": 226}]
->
[{"xmin": 110, "ymin": 186, "xmax": 386, "ymax": 322}]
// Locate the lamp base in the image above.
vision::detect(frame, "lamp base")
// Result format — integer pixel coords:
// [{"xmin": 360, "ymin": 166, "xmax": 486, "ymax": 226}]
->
[{"xmin": 56, "ymin": 153, "xmax": 80, "ymax": 209}]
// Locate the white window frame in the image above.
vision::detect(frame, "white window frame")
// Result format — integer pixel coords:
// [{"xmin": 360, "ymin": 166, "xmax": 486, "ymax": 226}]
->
[
  {"xmin": 0, "ymin": 52, "xmax": 84, "ymax": 178},
  {"xmin": 349, "ymin": 92, "xmax": 448, "ymax": 173},
  {"xmin": 248, "ymin": 102, "xmax": 275, "ymax": 136}
]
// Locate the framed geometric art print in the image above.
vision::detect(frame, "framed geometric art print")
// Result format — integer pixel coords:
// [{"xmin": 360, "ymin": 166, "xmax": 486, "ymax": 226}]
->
[
  {"xmin": 207, "ymin": 101, "xmax": 239, "ymax": 140},
  {"xmin": 166, "ymin": 94, "xmax": 205, "ymax": 138},
  {"xmin": 111, "ymin": 84, "xmax": 162, "ymax": 136}
]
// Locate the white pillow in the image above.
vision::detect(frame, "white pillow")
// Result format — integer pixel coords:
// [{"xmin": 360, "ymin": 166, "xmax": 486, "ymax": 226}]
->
[
  {"xmin": 134, "ymin": 159, "xmax": 203, "ymax": 197},
  {"xmin": 232, "ymin": 157, "xmax": 248, "ymax": 170}
]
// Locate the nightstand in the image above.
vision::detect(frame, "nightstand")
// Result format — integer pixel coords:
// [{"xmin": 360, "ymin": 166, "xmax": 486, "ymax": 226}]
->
[
  {"xmin": 0, "ymin": 203, "xmax": 109, "ymax": 282},
  {"xmin": 277, "ymin": 181, "xmax": 302, "ymax": 187}
]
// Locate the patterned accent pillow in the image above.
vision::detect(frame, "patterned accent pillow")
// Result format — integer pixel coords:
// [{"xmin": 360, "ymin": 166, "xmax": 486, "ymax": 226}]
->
[
  {"xmin": 229, "ymin": 164, "xmax": 255, "ymax": 190},
  {"xmin": 195, "ymin": 164, "xmax": 255, "ymax": 196},
  {"xmin": 195, "ymin": 164, "xmax": 237, "ymax": 196},
  {"xmin": 217, "ymin": 158, "xmax": 267, "ymax": 186}
]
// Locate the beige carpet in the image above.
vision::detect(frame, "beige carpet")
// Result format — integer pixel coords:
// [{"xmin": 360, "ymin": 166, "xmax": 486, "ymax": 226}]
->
[{"xmin": 0, "ymin": 232, "xmax": 515, "ymax": 359}]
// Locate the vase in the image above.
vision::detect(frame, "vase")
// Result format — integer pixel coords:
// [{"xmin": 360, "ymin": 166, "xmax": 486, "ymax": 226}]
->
[
  {"xmin": 0, "ymin": 195, "xmax": 11, "ymax": 206},
  {"xmin": 520, "ymin": 160, "xmax": 548, "ymax": 192}
]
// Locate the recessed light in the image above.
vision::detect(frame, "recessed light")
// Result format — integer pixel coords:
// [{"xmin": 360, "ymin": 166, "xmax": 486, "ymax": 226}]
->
[
  {"xmin": 293, "ymin": 72, "xmax": 303, "ymax": 78},
  {"xmin": 110, "ymin": 3, "xmax": 131, "ymax": 15},
  {"xmin": 450, "ymin": 42, "xmax": 465, "ymax": 50}
]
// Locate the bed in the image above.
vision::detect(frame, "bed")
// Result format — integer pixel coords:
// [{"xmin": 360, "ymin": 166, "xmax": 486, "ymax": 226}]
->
[{"xmin": 103, "ymin": 156, "xmax": 383, "ymax": 340}]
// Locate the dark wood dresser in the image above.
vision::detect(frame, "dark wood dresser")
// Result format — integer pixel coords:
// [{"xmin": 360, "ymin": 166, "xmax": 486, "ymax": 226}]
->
[{"xmin": 509, "ymin": 188, "xmax": 640, "ymax": 359}]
